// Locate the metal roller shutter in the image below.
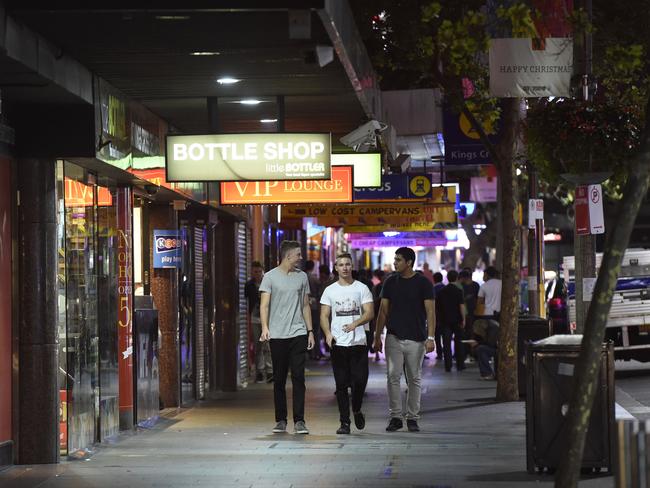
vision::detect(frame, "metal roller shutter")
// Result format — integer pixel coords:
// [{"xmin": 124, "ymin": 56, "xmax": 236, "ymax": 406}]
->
[
  {"xmin": 236, "ymin": 222, "xmax": 250, "ymax": 387},
  {"xmin": 194, "ymin": 227, "xmax": 206, "ymax": 400}
]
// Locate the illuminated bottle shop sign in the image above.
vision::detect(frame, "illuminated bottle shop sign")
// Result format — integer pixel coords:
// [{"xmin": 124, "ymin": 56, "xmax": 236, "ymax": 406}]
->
[{"xmin": 166, "ymin": 133, "xmax": 331, "ymax": 182}]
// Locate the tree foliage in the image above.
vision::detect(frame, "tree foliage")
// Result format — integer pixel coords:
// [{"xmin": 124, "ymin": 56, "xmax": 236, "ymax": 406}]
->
[{"xmin": 524, "ymin": 2, "xmax": 650, "ymax": 197}]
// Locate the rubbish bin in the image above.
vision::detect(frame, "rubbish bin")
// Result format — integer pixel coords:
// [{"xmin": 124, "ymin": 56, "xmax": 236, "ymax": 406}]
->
[
  {"xmin": 517, "ymin": 315, "xmax": 551, "ymax": 398},
  {"xmin": 134, "ymin": 295, "xmax": 160, "ymax": 427},
  {"xmin": 525, "ymin": 335, "xmax": 615, "ymax": 474}
]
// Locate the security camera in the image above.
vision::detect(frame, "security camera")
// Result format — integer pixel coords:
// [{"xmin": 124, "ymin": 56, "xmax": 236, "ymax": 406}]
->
[
  {"xmin": 339, "ymin": 120, "xmax": 387, "ymax": 150},
  {"xmin": 144, "ymin": 184, "xmax": 159, "ymax": 196}
]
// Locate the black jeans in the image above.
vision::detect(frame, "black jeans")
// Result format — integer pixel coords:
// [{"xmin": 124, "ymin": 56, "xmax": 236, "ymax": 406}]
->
[
  {"xmin": 270, "ymin": 335, "xmax": 308, "ymax": 423},
  {"xmin": 442, "ymin": 323, "xmax": 465, "ymax": 371},
  {"xmin": 331, "ymin": 344, "xmax": 369, "ymax": 424}
]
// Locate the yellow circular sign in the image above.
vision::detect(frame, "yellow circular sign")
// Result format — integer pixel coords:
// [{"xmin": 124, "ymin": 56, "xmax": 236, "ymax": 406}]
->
[
  {"xmin": 459, "ymin": 112, "xmax": 497, "ymax": 140},
  {"xmin": 409, "ymin": 176, "xmax": 431, "ymax": 197}
]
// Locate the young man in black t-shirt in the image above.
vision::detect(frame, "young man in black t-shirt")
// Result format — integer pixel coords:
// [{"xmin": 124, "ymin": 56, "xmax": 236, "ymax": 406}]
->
[{"xmin": 373, "ymin": 247, "xmax": 435, "ymax": 433}]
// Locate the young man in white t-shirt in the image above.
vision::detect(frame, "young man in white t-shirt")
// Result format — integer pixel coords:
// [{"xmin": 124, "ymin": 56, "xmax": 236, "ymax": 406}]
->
[
  {"xmin": 320, "ymin": 253, "xmax": 374, "ymax": 434},
  {"xmin": 477, "ymin": 266, "xmax": 502, "ymax": 319}
]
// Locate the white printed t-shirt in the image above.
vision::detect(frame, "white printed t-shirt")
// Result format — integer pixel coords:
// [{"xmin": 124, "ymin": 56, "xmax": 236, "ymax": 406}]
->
[
  {"xmin": 320, "ymin": 280, "xmax": 373, "ymax": 347},
  {"xmin": 478, "ymin": 278, "xmax": 502, "ymax": 315}
]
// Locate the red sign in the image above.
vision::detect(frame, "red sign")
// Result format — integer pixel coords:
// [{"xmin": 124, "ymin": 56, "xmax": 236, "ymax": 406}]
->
[
  {"xmin": 116, "ymin": 188, "xmax": 134, "ymax": 423},
  {"xmin": 575, "ymin": 185, "xmax": 590, "ymax": 235},
  {"xmin": 220, "ymin": 165, "xmax": 353, "ymax": 205}
]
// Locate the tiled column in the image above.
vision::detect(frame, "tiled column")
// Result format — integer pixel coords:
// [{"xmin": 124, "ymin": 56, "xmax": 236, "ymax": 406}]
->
[
  {"xmin": 17, "ymin": 158, "xmax": 59, "ymax": 464},
  {"xmin": 148, "ymin": 204, "xmax": 180, "ymax": 408}
]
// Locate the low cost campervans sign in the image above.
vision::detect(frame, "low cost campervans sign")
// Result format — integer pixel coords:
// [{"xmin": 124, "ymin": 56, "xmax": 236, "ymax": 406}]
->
[{"xmin": 166, "ymin": 133, "xmax": 331, "ymax": 182}]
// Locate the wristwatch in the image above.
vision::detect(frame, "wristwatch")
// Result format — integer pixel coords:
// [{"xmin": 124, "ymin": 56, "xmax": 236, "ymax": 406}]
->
[{"xmin": 426, "ymin": 336, "xmax": 435, "ymax": 341}]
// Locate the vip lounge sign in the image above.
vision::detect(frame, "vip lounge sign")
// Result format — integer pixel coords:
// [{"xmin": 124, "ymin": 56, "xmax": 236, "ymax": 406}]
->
[
  {"xmin": 220, "ymin": 165, "xmax": 353, "ymax": 205},
  {"xmin": 489, "ymin": 38, "xmax": 573, "ymax": 97},
  {"xmin": 166, "ymin": 133, "xmax": 331, "ymax": 182}
]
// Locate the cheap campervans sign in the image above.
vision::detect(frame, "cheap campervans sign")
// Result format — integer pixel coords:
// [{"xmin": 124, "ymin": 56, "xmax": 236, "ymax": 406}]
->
[{"xmin": 166, "ymin": 133, "xmax": 331, "ymax": 182}]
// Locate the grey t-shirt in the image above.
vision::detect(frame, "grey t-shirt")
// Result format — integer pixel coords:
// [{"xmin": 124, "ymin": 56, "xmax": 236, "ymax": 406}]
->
[{"xmin": 259, "ymin": 266, "xmax": 309, "ymax": 339}]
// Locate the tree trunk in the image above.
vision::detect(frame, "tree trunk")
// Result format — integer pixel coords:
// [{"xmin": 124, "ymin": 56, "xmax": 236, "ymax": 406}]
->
[
  {"xmin": 494, "ymin": 98, "xmax": 524, "ymax": 402},
  {"xmin": 555, "ymin": 109, "xmax": 650, "ymax": 487},
  {"xmin": 573, "ymin": 233, "xmax": 597, "ymax": 333}
]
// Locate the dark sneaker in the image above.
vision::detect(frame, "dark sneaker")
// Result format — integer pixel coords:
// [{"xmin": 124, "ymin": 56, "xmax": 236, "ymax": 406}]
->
[
  {"xmin": 353, "ymin": 411, "xmax": 365, "ymax": 430},
  {"xmin": 407, "ymin": 419, "xmax": 420, "ymax": 432},
  {"xmin": 255, "ymin": 372, "xmax": 264, "ymax": 383},
  {"xmin": 272, "ymin": 420, "xmax": 287, "ymax": 433},
  {"xmin": 294, "ymin": 420, "xmax": 309, "ymax": 434},
  {"xmin": 385, "ymin": 417, "xmax": 403, "ymax": 432},
  {"xmin": 336, "ymin": 423, "xmax": 351, "ymax": 434}
]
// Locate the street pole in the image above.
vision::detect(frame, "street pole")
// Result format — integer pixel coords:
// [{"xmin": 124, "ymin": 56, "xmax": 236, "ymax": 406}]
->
[
  {"xmin": 527, "ymin": 167, "xmax": 540, "ymax": 315},
  {"xmin": 527, "ymin": 166, "xmax": 546, "ymax": 318},
  {"xmin": 572, "ymin": 0, "xmax": 596, "ymax": 334}
]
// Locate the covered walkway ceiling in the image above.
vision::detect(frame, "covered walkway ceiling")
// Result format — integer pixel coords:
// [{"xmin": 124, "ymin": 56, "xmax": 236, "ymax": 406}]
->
[{"xmin": 6, "ymin": 1, "xmax": 373, "ymax": 142}]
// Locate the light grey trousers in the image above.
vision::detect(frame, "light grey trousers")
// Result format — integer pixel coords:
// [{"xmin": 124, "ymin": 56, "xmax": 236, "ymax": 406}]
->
[{"xmin": 385, "ymin": 333, "xmax": 426, "ymax": 420}]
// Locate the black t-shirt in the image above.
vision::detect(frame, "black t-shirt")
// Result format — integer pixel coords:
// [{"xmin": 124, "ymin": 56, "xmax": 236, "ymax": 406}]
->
[
  {"xmin": 381, "ymin": 272, "xmax": 434, "ymax": 341},
  {"xmin": 462, "ymin": 281, "xmax": 480, "ymax": 316},
  {"xmin": 244, "ymin": 279, "xmax": 260, "ymax": 319},
  {"xmin": 436, "ymin": 283, "xmax": 465, "ymax": 325}
]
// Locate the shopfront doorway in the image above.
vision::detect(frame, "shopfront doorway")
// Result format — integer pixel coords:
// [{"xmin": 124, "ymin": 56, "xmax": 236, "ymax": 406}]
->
[{"xmin": 56, "ymin": 161, "xmax": 124, "ymax": 456}]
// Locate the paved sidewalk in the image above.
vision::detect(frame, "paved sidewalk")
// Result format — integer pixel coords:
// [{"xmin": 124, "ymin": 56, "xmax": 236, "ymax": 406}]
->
[{"xmin": 1, "ymin": 356, "xmax": 614, "ymax": 487}]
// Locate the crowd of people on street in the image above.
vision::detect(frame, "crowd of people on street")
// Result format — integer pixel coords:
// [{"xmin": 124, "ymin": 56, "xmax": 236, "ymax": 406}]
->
[{"xmin": 245, "ymin": 240, "xmax": 503, "ymax": 435}]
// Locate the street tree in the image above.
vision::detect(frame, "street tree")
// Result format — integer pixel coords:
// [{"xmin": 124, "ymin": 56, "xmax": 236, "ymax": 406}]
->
[{"xmin": 351, "ymin": 0, "xmax": 537, "ymax": 401}]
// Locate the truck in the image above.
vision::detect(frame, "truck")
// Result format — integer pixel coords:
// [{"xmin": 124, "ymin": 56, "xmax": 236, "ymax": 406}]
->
[{"xmin": 563, "ymin": 248, "xmax": 650, "ymax": 361}]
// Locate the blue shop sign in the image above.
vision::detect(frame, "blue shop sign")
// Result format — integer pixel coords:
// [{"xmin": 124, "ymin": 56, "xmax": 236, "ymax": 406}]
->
[
  {"xmin": 354, "ymin": 174, "xmax": 431, "ymax": 202},
  {"xmin": 442, "ymin": 104, "xmax": 500, "ymax": 165},
  {"xmin": 153, "ymin": 230, "xmax": 182, "ymax": 268}
]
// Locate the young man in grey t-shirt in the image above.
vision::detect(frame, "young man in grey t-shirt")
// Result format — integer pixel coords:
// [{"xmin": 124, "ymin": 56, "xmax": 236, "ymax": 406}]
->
[{"xmin": 259, "ymin": 240, "xmax": 315, "ymax": 434}]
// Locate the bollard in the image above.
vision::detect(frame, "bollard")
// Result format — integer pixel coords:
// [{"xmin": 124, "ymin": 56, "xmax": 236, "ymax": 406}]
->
[{"xmin": 617, "ymin": 419, "xmax": 650, "ymax": 488}]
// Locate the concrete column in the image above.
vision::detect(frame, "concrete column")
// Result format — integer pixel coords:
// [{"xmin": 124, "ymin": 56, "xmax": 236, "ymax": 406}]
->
[{"xmin": 17, "ymin": 158, "xmax": 59, "ymax": 464}]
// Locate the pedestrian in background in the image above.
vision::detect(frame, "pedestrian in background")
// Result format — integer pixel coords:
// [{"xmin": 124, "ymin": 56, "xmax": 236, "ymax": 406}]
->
[
  {"xmin": 245, "ymin": 261, "xmax": 273, "ymax": 383},
  {"xmin": 477, "ymin": 266, "xmax": 502, "ymax": 320},
  {"xmin": 433, "ymin": 271, "xmax": 445, "ymax": 359},
  {"xmin": 436, "ymin": 270, "xmax": 466, "ymax": 372},
  {"xmin": 304, "ymin": 260, "xmax": 324, "ymax": 360}
]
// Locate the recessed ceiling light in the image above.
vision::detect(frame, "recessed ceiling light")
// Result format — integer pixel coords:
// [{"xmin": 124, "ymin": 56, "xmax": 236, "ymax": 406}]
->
[
  {"xmin": 155, "ymin": 15, "xmax": 190, "ymax": 21},
  {"xmin": 217, "ymin": 77, "xmax": 241, "ymax": 85},
  {"xmin": 239, "ymin": 99, "xmax": 263, "ymax": 105},
  {"xmin": 260, "ymin": 118, "xmax": 278, "ymax": 123},
  {"xmin": 191, "ymin": 51, "xmax": 220, "ymax": 56}
]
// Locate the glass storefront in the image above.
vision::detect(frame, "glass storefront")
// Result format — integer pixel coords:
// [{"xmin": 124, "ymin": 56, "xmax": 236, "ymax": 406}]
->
[{"xmin": 57, "ymin": 160, "xmax": 121, "ymax": 456}]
